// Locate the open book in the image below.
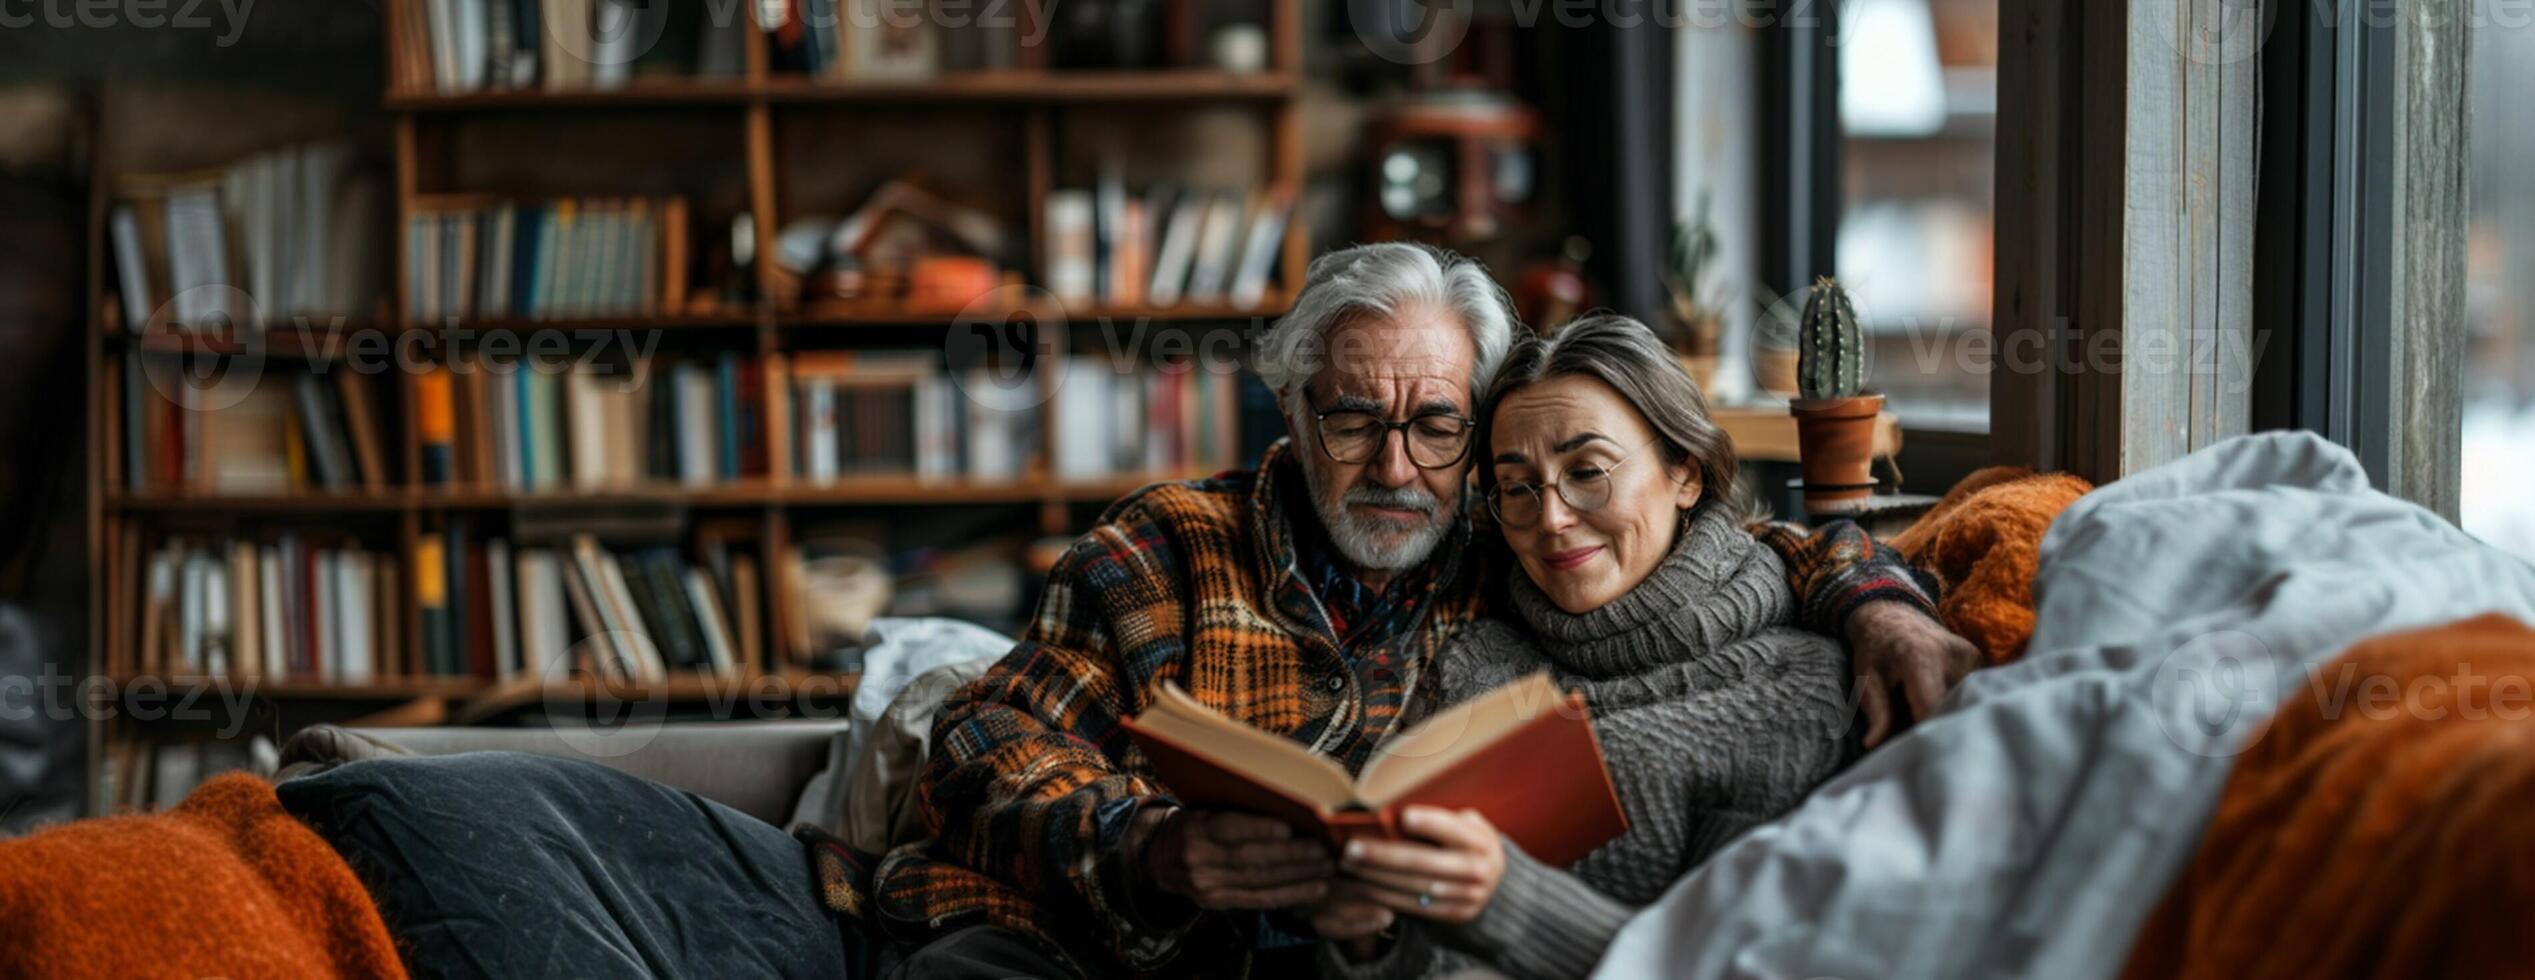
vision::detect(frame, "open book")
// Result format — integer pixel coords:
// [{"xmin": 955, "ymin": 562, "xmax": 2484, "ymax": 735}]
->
[{"xmin": 1123, "ymin": 673, "xmax": 1628, "ymax": 867}]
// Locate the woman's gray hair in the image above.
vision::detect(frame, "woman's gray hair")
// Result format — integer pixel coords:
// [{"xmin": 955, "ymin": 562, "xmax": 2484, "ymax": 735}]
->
[
  {"xmin": 1476, "ymin": 313, "xmax": 1753, "ymax": 520},
  {"xmin": 1254, "ymin": 242, "xmax": 1515, "ymax": 406}
]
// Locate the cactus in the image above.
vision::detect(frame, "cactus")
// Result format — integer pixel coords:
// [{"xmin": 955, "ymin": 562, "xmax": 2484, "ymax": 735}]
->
[{"xmin": 1795, "ymin": 276, "xmax": 1866, "ymax": 400}]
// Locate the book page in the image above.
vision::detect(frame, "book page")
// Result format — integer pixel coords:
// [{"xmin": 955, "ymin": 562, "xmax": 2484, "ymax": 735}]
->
[
  {"xmin": 1357, "ymin": 672, "xmax": 1569, "ymax": 806},
  {"xmin": 1135, "ymin": 681, "xmax": 1359, "ymax": 811}
]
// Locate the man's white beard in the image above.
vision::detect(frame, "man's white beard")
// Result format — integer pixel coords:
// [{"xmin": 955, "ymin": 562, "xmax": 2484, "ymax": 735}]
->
[{"xmin": 1303, "ymin": 457, "xmax": 1455, "ymax": 573}]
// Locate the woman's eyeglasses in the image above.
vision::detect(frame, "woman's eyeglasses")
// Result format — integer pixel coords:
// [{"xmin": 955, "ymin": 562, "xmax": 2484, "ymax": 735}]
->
[
  {"xmin": 1485, "ymin": 439, "xmax": 1658, "ymax": 528},
  {"xmin": 1313, "ymin": 409, "xmax": 1476, "ymax": 470}
]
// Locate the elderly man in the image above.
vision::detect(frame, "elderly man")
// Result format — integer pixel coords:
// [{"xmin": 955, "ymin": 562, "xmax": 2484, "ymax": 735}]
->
[{"xmin": 828, "ymin": 243, "xmax": 1974, "ymax": 978}]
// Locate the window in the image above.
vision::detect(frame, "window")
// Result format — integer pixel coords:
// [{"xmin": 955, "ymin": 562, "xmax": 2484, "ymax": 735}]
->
[
  {"xmin": 1674, "ymin": 0, "xmax": 1996, "ymax": 430},
  {"xmin": 2463, "ymin": 0, "xmax": 2535, "ymax": 559},
  {"xmin": 1835, "ymin": 0, "xmax": 1995, "ymax": 430}
]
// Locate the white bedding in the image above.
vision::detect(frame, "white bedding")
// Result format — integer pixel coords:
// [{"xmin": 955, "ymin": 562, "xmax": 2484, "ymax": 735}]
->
[{"xmin": 1591, "ymin": 431, "xmax": 2535, "ymax": 979}]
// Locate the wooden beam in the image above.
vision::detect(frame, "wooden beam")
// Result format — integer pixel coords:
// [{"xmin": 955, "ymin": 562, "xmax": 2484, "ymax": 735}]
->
[
  {"xmin": 1990, "ymin": 0, "xmax": 2075, "ymax": 473},
  {"xmin": 2385, "ymin": 0, "xmax": 2468, "ymax": 521},
  {"xmin": 1995, "ymin": 0, "xmax": 2261, "ymax": 485}
]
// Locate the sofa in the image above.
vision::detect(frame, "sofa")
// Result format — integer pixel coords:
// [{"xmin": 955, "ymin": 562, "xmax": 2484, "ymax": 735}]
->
[{"xmin": 342, "ymin": 720, "xmax": 849, "ymax": 827}]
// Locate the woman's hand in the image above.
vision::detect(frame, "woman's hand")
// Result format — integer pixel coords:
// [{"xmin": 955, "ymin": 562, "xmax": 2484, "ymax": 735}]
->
[{"xmin": 1335, "ymin": 806, "xmax": 1506, "ymax": 924}]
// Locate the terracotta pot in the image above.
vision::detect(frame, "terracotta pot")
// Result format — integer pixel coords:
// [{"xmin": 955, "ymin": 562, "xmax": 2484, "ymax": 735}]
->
[
  {"xmin": 1675, "ymin": 353, "xmax": 1718, "ymax": 396},
  {"xmin": 1752, "ymin": 347, "xmax": 1800, "ymax": 400},
  {"xmin": 1789, "ymin": 393, "xmax": 1885, "ymax": 510}
]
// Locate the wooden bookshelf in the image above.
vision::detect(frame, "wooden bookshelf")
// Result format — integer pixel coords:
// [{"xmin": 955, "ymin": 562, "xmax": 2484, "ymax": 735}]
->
[
  {"xmin": 83, "ymin": 2, "xmax": 1307, "ymax": 814},
  {"xmin": 384, "ymin": 70, "xmax": 1299, "ymax": 111}
]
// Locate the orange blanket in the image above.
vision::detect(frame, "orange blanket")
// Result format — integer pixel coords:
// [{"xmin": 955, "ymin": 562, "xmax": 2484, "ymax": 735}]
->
[
  {"xmin": 0, "ymin": 772, "xmax": 405, "ymax": 979},
  {"xmin": 1888, "ymin": 465, "xmax": 2093, "ymax": 664},
  {"xmin": 2121, "ymin": 614, "xmax": 2535, "ymax": 979}
]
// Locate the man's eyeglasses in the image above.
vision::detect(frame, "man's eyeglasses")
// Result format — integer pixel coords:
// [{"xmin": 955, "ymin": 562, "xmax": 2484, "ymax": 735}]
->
[
  {"xmin": 1485, "ymin": 439, "xmax": 1657, "ymax": 528},
  {"xmin": 1312, "ymin": 408, "xmax": 1476, "ymax": 469}
]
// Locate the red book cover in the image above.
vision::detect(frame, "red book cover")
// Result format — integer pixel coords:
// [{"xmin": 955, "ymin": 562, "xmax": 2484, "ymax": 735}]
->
[
  {"xmin": 1123, "ymin": 674, "xmax": 1628, "ymax": 867},
  {"xmin": 465, "ymin": 536, "xmax": 496, "ymax": 679}
]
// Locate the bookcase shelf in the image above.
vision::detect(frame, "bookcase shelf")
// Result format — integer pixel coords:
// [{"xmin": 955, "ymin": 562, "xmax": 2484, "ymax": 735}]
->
[
  {"xmin": 108, "ymin": 492, "xmax": 416, "ymax": 513},
  {"xmin": 110, "ymin": 472, "xmax": 1215, "ymax": 513},
  {"xmin": 82, "ymin": 0, "xmax": 1307, "ymax": 814},
  {"xmin": 784, "ymin": 300, "xmax": 1289, "ymax": 327},
  {"xmin": 111, "ymin": 670, "xmax": 865, "ymax": 723},
  {"xmin": 385, "ymin": 80, "xmax": 767, "ymax": 111},
  {"xmin": 385, "ymin": 71, "xmax": 1300, "ymax": 113},
  {"xmin": 753, "ymin": 70, "xmax": 1300, "ymax": 105},
  {"xmin": 117, "ymin": 674, "xmax": 495, "ymax": 700}
]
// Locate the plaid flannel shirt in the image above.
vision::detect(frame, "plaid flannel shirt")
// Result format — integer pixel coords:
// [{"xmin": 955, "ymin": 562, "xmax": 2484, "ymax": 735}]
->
[{"xmin": 806, "ymin": 439, "xmax": 1937, "ymax": 977}]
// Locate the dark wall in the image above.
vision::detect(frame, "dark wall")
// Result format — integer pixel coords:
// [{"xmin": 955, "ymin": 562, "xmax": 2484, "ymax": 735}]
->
[
  {"xmin": 0, "ymin": 111, "xmax": 92, "ymax": 832},
  {"xmin": 0, "ymin": 0, "xmax": 383, "ymax": 95}
]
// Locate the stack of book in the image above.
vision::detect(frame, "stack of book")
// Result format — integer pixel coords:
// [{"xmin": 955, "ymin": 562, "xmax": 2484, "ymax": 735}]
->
[
  {"xmin": 415, "ymin": 350, "xmax": 1068, "ymax": 489},
  {"xmin": 132, "ymin": 536, "xmax": 402, "ymax": 684},
  {"xmin": 414, "ymin": 525, "xmax": 757, "ymax": 683},
  {"xmin": 789, "ymin": 351, "xmax": 1041, "ymax": 482},
  {"xmin": 1043, "ymin": 177, "xmax": 1292, "ymax": 310},
  {"xmin": 406, "ymin": 197, "xmax": 690, "ymax": 322},
  {"xmin": 1051, "ymin": 356, "xmax": 1243, "ymax": 480},
  {"xmin": 108, "ymin": 141, "xmax": 386, "ymax": 332},
  {"xmin": 415, "ymin": 352, "xmax": 780, "ymax": 489},
  {"xmin": 119, "ymin": 368, "xmax": 395, "ymax": 494},
  {"xmin": 398, "ymin": 0, "xmax": 748, "ymax": 94}
]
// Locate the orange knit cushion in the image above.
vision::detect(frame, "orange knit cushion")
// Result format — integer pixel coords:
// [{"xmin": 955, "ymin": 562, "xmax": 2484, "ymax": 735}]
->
[
  {"xmin": 0, "ymin": 771, "xmax": 405, "ymax": 979},
  {"xmin": 2121, "ymin": 613, "xmax": 2535, "ymax": 980},
  {"xmin": 1890, "ymin": 466, "xmax": 2093, "ymax": 664}
]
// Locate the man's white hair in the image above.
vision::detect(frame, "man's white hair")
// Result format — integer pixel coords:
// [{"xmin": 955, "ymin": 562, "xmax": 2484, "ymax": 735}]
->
[{"xmin": 1254, "ymin": 242, "xmax": 1516, "ymax": 406}]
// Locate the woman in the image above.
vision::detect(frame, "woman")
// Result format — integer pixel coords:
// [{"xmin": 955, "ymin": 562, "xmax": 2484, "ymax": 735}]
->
[{"xmin": 1317, "ymin": 314, "xmax": 1856, "ymax": 979}]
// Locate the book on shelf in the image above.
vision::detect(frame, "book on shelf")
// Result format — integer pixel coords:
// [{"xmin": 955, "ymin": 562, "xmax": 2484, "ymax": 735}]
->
[
  {"xmin": 788, "ymin": 352, "xmax": 1042, "ymax": 483},
  {"xmin": 1123, "ymin": 673, "xmax": 1630, "ymax": 867},
  {"xmin": 1183, "ymin": 191, "xmax": 1251, "ymax": 305},
  {"xmin": 1042, "ymin": 181, "xmax": 1290, "ymax": 311},
  {"xmin": 405, "ymin": 525, "xmax": 760, "ymax": 684},
  {"xmin": 1051, "ymin": 355, "xmax": 1241, "ymax": 481},
  {"xmin": 121, "ymin": 367, "xmax": 396, "ymax": 494},
  {"xmin": 403, "ymin": 0, "xmax": 748, "ymax": 94},
  {"xmin": 108, "ymin": 142, "xmax": 385, "ymax": 333},
  {"xmin": 406, "ymin": 196, "xmax": 690, "ymax": 322},
  {"xmin": 764, "ymin": 0, "xmax": 949, "ymax": 79},
  {"xmin": 418, "ymin": 350, "xmax": 782, "ymax": 491},
  {"xmin": 132, "ymin": 535, "xmax": 401, "ymax": 684},
  {"xmin": 553, "ymin": 533, "xmax": 750, "ymax": 682},
  {"xmin": 433, "ymin": 347, "xmax": 1227, "ymax": 490}
]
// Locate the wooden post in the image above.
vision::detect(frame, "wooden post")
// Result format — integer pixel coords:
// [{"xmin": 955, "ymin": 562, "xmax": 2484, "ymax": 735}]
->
[
  {"xmin": 1993, "ymin": 0, "xmax": 2262, "ymax": 485},
  {"xmin": 2385, "ymin": 0, "xmax": 2467, "ymax": 521}
]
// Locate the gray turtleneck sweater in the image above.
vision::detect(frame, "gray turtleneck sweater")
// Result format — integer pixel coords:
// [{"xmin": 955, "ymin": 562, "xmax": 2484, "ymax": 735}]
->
[{"xmin": 1323, "ymin": 508, "xmax": 1855, "ymax": 980}]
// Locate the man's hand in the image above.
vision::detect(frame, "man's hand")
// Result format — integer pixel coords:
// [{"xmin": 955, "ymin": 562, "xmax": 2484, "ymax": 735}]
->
[
  {"xmin": 1135, "ymin": 806, "xmax": 1334, "ymax": 910},
  {"xmin": 1848, "ymin": 599, "xmax": 1981, "ymax": 748},
  {"xmin": 1307, "ymin": 883, "xmax": 1395, "ymax": 962}
]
